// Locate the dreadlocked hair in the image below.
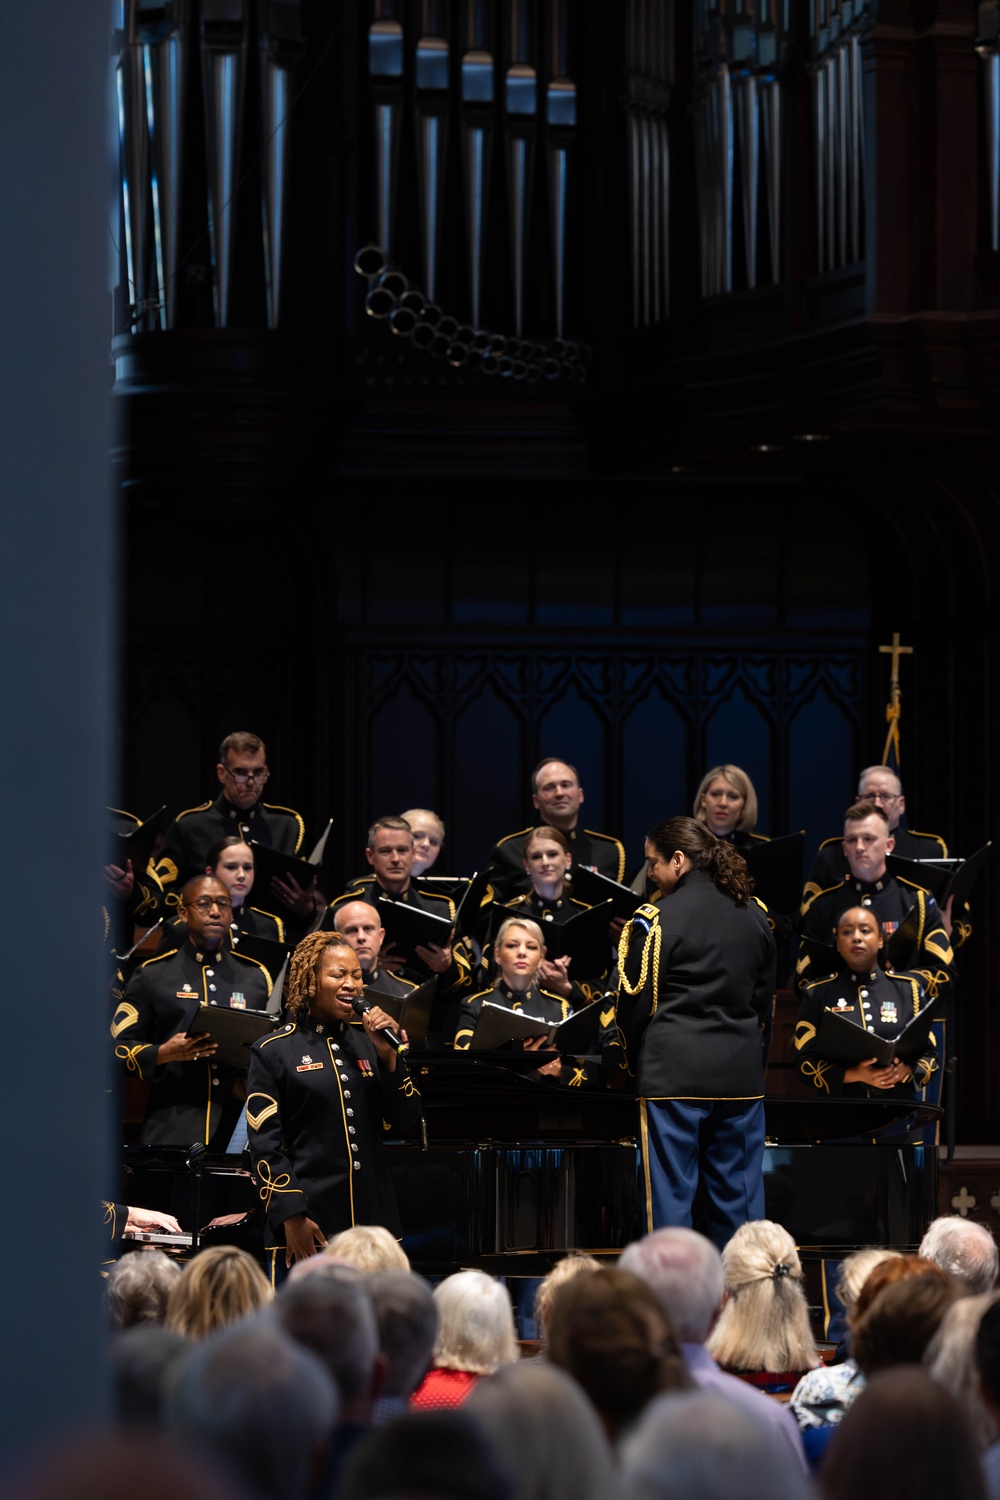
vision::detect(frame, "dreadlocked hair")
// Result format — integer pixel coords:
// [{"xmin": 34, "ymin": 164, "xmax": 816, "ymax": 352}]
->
[
  {"xmin": 645, "ymin": 816, "xmax": 754, "ymax": 907},
  {"xmin": 286, "ymin": 931, "xmax": 357, "ymax": 1017}
]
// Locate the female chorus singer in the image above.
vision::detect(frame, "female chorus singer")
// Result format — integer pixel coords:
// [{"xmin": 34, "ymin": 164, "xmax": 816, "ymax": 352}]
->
[
  {"xmin": 453, "ymin": 917, "xmax": 570, "ymax": 1062},
  {"xmin": 246, "ymin": 932, "xmax": 421, "ymax": 1277},
  {"xmin": 163, "ymin": 836, "xmax": 285, "ymax": 946},
  {"xmin": 616, "ymin": 817, "xmax": 776, "ymax": 1249},
  {"xmin": 499, "ymin": 825, "xmax": 608, "ymax": 1004},
  {"xmin": 692, "ymin": 764, "xmax": 768, "ymax": 849},
  {"xmin": 793, "ymin": 906, "xmax": 937, "ymax": 1100}
]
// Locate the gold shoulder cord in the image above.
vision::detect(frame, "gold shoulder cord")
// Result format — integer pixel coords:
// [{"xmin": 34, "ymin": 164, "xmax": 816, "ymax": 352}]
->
[{"xmin": 617, "ymin": 917, "xmax": 661, "ymax": 1011}]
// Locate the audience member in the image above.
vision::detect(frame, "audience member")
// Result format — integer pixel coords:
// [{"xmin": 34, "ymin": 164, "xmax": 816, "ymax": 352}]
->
[
  {"xmin": 340, "ymin": 1409, "xmax": 513, "ymax": 1500},
  {"xmin": 545, "ymin": 1266, "xmax": 691, "ymax": 1445},
  {"xmin": 819, "ymin": 1366, "xmax": 986, "ymax": 1500},
  {"xmin": 164, "ymin": 1246, "xmax": 273, "ymax": 1339},
  {"xmin": 789, "ymin": 1248, "xmax": 900, "ymax": 1438},
  {"xmin": 366, "ymin": 1270, "xmax": 439, "ymax": 1423},
  {"xmin": 106, "ymin": 1248, "xmax": 182, "ymax": 1327},
  {"xmin": 975, "ymin": 1298, "xmax": 1000, "ymax": 1497},
  {"xmin": 921, "ymin": 1216, "xmax": 999, "ymax": 1295},
  {"xmin": 619, "ymin": 1389, "xmax": 813, "ymax": 1500},
  {"xmin": 532, "ymin": 1252, "xmax": 600, "ymax": 1345},
  {"xmin": 273, "ymin": 1264, "xmax": 383, "ymax": 1488},
  {"xmin": 466, "ymin": 1361, "xmax": 616, "ymax": 1500},
  {"xmin": 108, "ymin": 1324, "xmax": 189, "ymax": 1428},
  {"xmin": 324, "ymin": 1224, "xmax": 411, "ymax": 1272},
  {"xmin": 618, "ymin": 1227, "xmax": 807, "ymax": 1470},
  {"xmin": 0, "ymin": 1433, "xmax": 251, "ymax": 1500},
  {"xmin": 167, "ymin": 1321, "xmax": 337, "ymax": 1500},
  {"xmin": 706, "ymin": 1220, "xmax": 820, "ymax": 1389},
  {"xmin": 850, "ymin": 1264, "xmax": 957, "ymax": 1377},
  {"xmin": 925, "ymin": 1291, "xmax": 1000, "ymax": 1452},
  {"xmin": 412, "ymin": 1270, "xmax": 519, "ymax": 1409}
]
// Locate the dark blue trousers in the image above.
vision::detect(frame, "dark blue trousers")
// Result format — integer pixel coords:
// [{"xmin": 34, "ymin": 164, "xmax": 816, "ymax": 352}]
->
[{"xmin": 640, "ymin": 1097, "xmax": 765, "ymax": 1251}]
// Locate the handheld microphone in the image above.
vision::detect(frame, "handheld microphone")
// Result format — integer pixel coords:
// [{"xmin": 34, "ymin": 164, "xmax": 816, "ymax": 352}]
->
[{"xmin": 350, "ymin": 996, "xmax": 408, "ymax": 1055}]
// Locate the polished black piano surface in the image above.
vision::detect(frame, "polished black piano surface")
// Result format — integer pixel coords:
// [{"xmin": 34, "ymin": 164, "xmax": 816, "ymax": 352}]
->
[
  {"xmin": 386, "ymin": 1056, "xmax": 941, "ymax": 1277},
  {"xmin": 121, "ymin": 1055, "xmax": 940, "ymax": 1281}
]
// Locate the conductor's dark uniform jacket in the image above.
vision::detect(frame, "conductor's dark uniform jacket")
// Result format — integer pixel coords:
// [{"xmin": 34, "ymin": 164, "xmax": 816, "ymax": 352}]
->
[{"xmin": 617, "ymin": 871, "xmax": 775, "ymax": 1100}]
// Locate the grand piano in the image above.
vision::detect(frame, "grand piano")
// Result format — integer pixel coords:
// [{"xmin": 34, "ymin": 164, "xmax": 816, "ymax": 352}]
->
[{"xmin": 122, "ymin": 1050, "xmax": 940, "ymax": 1316}]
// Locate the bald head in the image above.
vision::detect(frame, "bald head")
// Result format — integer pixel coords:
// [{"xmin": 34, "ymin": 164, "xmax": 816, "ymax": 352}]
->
[{"xmin": 334, "ymin": 900, "xmax": 385, "ymax": 974}]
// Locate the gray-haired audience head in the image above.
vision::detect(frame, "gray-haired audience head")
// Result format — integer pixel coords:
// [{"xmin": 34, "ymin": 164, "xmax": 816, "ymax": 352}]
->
[
  {"xmin": 919, "ymin": 1216, "xmax": 999, "ymax": 1296},
  {"xmin": 367, "ymin": 1270, "xmax": 438, "ymax": 1399},
  {"xmin": 109, "ymin": 1324, "xmax": 189, "ymax": 1428},
  {"xmin": 340, "ymin": 1409, "xmax": 513, "ymax": 1500},
  {"xmin": 465, "ymin": 1361, "xmax": 615, "ymax": 1500},
  {"xmin": 619, "ymin": 1228, "xmax": 724, "ymax": 1344},
  {"xmin": 274, "ymin": 1262, "xmax": 381, "ymax": 1419},
  {"xmin": 925, "ymin": 1291, "xmax": 1000, "ymax": 1452},
  {"xmin": 619, "ymin": 1390, "xmax": 812, "ymax": 1500},
  {"xmin": 106, "ymin": 1249, "xmax": 182, "ymax": 1327},
  {"xmin": 167, "ymin": 1321, "xmax": 337, "ymax": 1500}
]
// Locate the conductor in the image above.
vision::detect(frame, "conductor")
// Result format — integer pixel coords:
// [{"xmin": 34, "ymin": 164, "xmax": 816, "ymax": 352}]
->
[{"xmin": 616, "ymin": 817, "xmax": 776, "ymax": 1249}]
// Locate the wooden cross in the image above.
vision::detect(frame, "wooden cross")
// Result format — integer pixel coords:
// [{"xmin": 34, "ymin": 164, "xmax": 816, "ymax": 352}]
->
[
  {"xmin": 878, "ymin": 632, "xmax": 913, "ymax": 685},
  {"xmin": 879, "ymin": 633, "xmax": 913, "ymax": 768}
]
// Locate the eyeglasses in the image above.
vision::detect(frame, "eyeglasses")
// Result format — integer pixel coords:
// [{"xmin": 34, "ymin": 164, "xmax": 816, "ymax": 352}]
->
[
  {"xmin": 862, "ymin": 791, "xmax": 898, "ymax": 805},
  {"xmin": 186, "ymin": 897, "xmax": 233, "ymax": 912},
  {"xmin": 223, "ymin": 765, "xmax": 269, "ymax": 785}
]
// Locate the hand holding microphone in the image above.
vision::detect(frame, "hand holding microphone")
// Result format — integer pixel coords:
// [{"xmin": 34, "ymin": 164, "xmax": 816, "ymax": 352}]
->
[{"xmin": 350, "ymin": 997, "xmax": 408, "ymax": 1060}]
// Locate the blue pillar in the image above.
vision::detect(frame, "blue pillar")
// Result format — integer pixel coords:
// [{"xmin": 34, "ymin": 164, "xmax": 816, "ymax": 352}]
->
[{"xmin": 0, "ymin": 1, "xmax": 115, "ymax": 1460}]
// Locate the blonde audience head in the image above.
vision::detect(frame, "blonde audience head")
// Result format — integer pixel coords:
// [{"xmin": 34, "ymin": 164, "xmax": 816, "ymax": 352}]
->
[
  {"xmin": 164, "ymin": 1245, "xmax": 272, "ymax": 1340},
  {"xmin": 325, "ymin": 1225, "xmax": 411, "ymax": 1273}
]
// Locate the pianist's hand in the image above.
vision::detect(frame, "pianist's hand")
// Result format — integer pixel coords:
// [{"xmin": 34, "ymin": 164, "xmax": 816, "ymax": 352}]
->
[
  {"xmin": 126, "ymin": 1206, "xmax": 183, "ymax": 1235},
  {"xmin": 284, "ymin": 1212, "xmax": 328, "ymax": 1268},
  {"xmin": 415, "ymin": 941, "xmax": 452, "ymax": 974},
  {"xmin": 844, "ymin": 1057, "xmax": 911, "ymax": 1089},
  {"xmin": 157, "ymin": 1030, "xmax": 218, "ymax": 1064}
]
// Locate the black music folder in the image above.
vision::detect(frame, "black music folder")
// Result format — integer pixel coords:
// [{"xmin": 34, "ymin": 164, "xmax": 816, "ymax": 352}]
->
[
  {"xmin": 249, "ymin": 821, "xmax": 332, "ymax": 912},
  {"xmin": 568, "ymin": 865, "xmax": 644, "ymax": 923},
  {"xmin": 469, "ymin": 997, "xmax": 603, "ymax": 1054},
  {"xmin": 815, "ymin": 994, "xmax": 939, "ymax": 1068},
  {"xmin": 453, "ymin": 867, "xmax": 495, "ymax": 940},
  {"xmin": 743, "ymin": 832, "xmax": 806, "ymax": 915},
  {"xmin": 888, "ymin": 842, "xmax": 991, "ymax": 908},
  {"xmin": 229, "ymin": 931, "xmax": 292, "ymax": 985},
  {"xmin": 369, "ymin": 897, "xmax": 455, "ymax": 968},
  {"xmin": 363, "ymin": 975, "xmax": 440, "ymax": 1048},
  {"xmin": 112, "ymin": 805, "xmax": 169, "ymax": 875},
  {"xmin": 537, "ymin": 900, "xmax": 615, "ymax": 977},
  {"xmin": 190, "ymin": 1003, "xmax": 284, "ymax": 1068}
]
